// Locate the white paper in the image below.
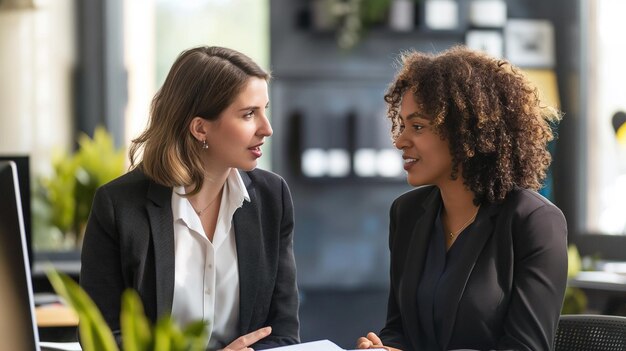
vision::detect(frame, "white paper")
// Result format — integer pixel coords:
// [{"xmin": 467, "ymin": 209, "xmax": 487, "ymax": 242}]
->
[
  {"xmin": 264, "ymin": 340, "xmax": 344, "ymax": 350},
  {"xmin": 263, "ymin": 339, "xmax": 385, "ymax": 351},
  {"xmin": 39, "ymin": 341, "xmax": 82, "ymax": 351}
]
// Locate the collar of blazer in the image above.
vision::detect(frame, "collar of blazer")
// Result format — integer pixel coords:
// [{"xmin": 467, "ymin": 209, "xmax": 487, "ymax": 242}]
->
[
  {"xmin": 232, "ymin": 170, "xmax": 264, "ymax": 335},
  {"xmin": 145, "ymin": 178, "xmax": 176, "ymax": 318},
  {"xmin": 400, "ymin": 186, "xmax": 501, "ymax": 350},
  {"xmin": 143, "ymin": 169, "xmax": 262, "ymax": 334}
]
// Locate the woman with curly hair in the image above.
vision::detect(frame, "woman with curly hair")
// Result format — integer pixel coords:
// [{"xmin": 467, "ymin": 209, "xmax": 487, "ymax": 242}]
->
[{"xmin": 357, "ymin": 46, "xmax": 568, "ymax": 351}]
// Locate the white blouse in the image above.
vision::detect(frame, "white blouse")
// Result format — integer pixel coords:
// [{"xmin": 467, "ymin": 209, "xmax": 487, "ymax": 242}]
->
[{"xmin": 170, "ymin": 169, "xmax": 249, "ymax": 350}]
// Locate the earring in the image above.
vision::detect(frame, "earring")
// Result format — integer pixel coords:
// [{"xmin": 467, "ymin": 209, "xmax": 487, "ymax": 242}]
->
[{"xmin": 202, "ymin": 139, "xmax": 208, "ymax": 149}]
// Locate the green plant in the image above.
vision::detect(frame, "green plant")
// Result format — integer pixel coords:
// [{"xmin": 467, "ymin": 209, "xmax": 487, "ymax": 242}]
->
[
  {"xmin": 318, "ymin": 0, "xmax": 386, "ymax": 50},
  {"xmin": 360, "ymin": 0, "xmax": 392, "ymax": 26},
  {"xmin": 561, "ymin": 244, "xmax": 588, "ymax": 314},
  {"xmin": 33, "ymin": 127, "xmax": 126, "ymax": 250},
  {"xmin": 317, "ymin": 0, "xmax": 418, "ymax": 50},
  {"xmin": 46, "ymin": 269, "xmax": 209, "ymax": 351}
]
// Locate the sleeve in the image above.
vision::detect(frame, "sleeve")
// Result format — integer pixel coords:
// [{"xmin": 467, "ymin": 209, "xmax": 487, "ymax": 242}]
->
[
  {"xmin": 379, "ymin": 200, "xmax": 410, "ymax": 350},
  {"xmin": 79, "ymin": 186, "xmax": 124, "ymax": 346},
  {"xmin": 496, "ymin": 205, "xmax": 568, "ymax": 351},
  {"xmin": 251, "ymin": 177, "xmax": 300, "ymax": 349}
]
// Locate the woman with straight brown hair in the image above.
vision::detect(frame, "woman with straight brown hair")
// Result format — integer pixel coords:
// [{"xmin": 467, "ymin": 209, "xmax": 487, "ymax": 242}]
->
[{"xmin": 80, "ymin": 46, "xmax": 299, "ymax": 350}]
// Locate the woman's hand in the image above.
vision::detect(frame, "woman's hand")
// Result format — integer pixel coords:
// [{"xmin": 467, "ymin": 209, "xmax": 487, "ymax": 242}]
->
[
  {"xmin": 221, "ymin": 326, "xmax": 272, "ymax": 351},
  {"xmin": 356, "ymin": 332, "xmax": 401, "ymax": 351}
]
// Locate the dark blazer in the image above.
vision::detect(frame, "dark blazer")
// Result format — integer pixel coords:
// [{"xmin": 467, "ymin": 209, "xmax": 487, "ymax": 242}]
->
[
  {"xmin": 80, "ymin": 168, "xmax": 299, "ymax": 350},
  {"xmin": 379, "ymin": 186, "xmax": 568, "ymax": 351}
]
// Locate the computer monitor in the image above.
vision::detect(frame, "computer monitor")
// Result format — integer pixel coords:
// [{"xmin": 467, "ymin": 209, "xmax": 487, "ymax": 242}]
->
[
  {"xmin": 0, "ymin": 155, "xmax": 32, "ymax": 264},
  {"xmin": 0, "ymin": 160, "xmax": 40, "ymax": 350}
]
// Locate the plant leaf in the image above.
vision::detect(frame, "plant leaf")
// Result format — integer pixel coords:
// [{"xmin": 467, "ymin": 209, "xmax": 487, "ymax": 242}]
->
[
  {"xmin": 121, "ymin": 289, "xmax": 152, "ymax": 351},
  {"xmin": 46, "ymin": 269, "xmax": 119, "ymax": 351},
  {"xmin": 152, "ymin": 317, "xmax": 175, "ymax": 351},
  {"xmin": 567, "ymin": 244, "xmax": 582, "ymax": 277},
  {"xmin": 182, "ymin": 321, "xmax": 209, "ymax": 351},
  {"xmin": 182, "ymin": 321, "xmax": 208, "ymax": 337}
]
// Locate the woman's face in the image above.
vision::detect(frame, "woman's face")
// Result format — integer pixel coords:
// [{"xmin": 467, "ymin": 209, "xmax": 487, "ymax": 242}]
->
[
  {"xmin": 394, "ymin": 91, "xmax": 453, "ymax": 187},
  {"xmin": 204, "ymin": 77, "xmax": 272, "ymax": 172}
]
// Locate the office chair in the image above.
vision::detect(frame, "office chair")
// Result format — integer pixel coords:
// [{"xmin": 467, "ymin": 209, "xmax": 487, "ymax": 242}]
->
[{"xmin": 554, "ymin": 314, "xmax": 626, "ymax": 351}]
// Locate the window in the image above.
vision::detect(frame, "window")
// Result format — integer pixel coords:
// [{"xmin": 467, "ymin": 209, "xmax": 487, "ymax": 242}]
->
[
  {"xmin": 125, "ymin": 0, "xmax": 271, "ymax": 168},
  {"xmin": 27, "ymin": 0, "xmax": 271, "ymax": 256},
  {"xmin": 585, "ymin": 0, "xmax": 626, "ymax": 235}
]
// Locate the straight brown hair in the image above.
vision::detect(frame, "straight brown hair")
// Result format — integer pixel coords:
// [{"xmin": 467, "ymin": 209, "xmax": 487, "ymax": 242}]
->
[{"xmin": 129, "ymin": 46, "xmax": 270, "ymax": 195}]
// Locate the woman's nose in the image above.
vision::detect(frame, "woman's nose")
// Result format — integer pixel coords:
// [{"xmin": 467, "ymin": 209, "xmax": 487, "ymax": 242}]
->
[
  {"xmin": 258, "ymin": 114, "xmax": 273, "ymax": 137},
  {"xmin": 394, "ymin": 130, "xmax": 408, "ymax": 150}
]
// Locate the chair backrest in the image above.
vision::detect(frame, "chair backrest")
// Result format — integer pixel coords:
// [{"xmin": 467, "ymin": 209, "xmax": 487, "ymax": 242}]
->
[{"xmin": 554, "ymin": 314, "xmax": 626, "ymax": 351}]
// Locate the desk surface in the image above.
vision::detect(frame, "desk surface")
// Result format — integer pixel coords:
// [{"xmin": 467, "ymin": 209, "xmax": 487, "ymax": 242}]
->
[
  {"xmin": 36, "ymin": 305, "xmax": 78, "ymax": 327},
  {"xmin": 569, "ymin": 271, "xmax": 626, "ymax": 292}
]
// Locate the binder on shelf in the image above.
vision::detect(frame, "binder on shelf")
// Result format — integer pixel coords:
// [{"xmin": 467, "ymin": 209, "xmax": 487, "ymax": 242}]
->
[
  {"xmin": 298, "ymin": 112, "xmax": 351, "ymax": 178},
  {"xmin": 353, "ymin": 112, "xmax": 403, "ymax": 179}
]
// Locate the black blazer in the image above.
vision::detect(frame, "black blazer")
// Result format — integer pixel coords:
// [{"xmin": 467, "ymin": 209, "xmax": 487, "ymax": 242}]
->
[
  {"xmin": 80, "ymin": 168, "xmax": 299, "ymax": 349},
  {"xmin": 379, "ymin": 186, "xmax": 568, "ymax": 351}
]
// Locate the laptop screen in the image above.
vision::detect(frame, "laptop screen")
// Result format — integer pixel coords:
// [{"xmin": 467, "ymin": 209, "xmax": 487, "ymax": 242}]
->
[
  {"xmin": 0, "ymin": 160, "xmax": 40, "ymax": 351},
  {"xmin": 0, "ymin": 155, "xmax": 32, "ymax": 266}
]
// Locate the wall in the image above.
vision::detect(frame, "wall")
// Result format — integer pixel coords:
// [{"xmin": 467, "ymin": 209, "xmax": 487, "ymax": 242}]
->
[
  {"xmin": 270, "ymin": 0, "xmax": 580, "ymax": 346},
  {"xmin": 0, "ymin": 1, "xmax": 75, "ymax": 177},
  {"xmin": 270, "ymin": 0, "xmax": 580, "ymax": 288}
]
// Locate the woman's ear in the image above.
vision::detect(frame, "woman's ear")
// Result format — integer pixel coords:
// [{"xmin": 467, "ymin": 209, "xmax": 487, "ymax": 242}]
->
[{"xmin": 189, "ymin": 117, "xmax": 208, "ymax": 142}]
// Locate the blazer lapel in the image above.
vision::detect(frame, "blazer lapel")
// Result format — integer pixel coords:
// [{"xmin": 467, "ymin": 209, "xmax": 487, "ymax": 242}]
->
[
  {"xmin": 400, "ymin": 188, "xmax": 441, "ymax": 350},
  {"xmin": 146, "ymin": 180, "xmax": 176, "ymax": 318},
  {"xmin": 234, "ymin": 171, "xmax": 262, "ymax": 335},
  {"xmin": 439, "ymin": 203, "xmax": 500, "ymax": 350}
]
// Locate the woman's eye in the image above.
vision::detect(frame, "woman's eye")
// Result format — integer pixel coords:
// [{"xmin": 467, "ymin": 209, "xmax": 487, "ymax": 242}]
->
[
  {"xmin": 412, "ymin": 124, "xmax": 423, "ymax": 131},
  {"xmin": 244, "ymin": 110, "xmax": 255, "ymax": 118}
]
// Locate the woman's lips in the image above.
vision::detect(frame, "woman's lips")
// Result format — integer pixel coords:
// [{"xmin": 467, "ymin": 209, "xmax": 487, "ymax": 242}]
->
[
  {"xmin": 249, "ymin": 146, "xmax": 262, "ymax": 158},
  {"xmin": 403, "ymin": 157, "xmax": 417, "ymax": 171}
]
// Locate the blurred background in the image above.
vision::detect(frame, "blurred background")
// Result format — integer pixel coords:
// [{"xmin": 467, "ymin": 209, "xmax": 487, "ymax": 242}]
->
[{"xmin": 1, "ymin": 0, "xmax": 626, "ymax": 348}]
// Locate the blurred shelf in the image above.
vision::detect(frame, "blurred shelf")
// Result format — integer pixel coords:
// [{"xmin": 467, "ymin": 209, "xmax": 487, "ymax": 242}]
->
[
  {"xmin": 569, "ymin": 271, "xmax": 626, "ymax": 292},
  {"xmin": 295, "ymin": 176, "xmax": 407, "ymax": 185},
  {"xmin": 33, "ymin": 260, "xmax": 81, "ymax": 277}
]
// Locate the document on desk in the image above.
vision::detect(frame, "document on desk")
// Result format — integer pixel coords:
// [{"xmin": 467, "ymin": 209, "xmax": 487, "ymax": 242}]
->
[
  {"xmin": 264, "ymin": 339, "xmax": 385, "ymax": 351},
  {"xmin": 39, "ymin": 341, "xmax": 82, "ymax": 351}
]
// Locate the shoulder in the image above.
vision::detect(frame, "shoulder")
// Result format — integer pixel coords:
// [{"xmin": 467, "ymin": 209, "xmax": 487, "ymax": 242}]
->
[
  {"xmin": 392, "ymin": 185, "xmax": 438, "ymax": 211},
  {"xmin": 241, "ymin": 168, "xmax": 293, "ymax": 210},
  {"xmin": 501, "ymin": 187, "xmax": 565, "ymax": 222},
  {"xmin": 242, "ymin": 168, "xmax": 288, "ymax": 191},
  {"xmin": 95, "ymin": 168, "xmax": 155, "ymax": 203},
  {"xmin": 87, "ymin": 169, "xmax": 155, "ymax": 233},
  {"xmin": 499, "ymin": 188, "xmax": 567, "ymax": 247},
  {"xmin": 99, "ymin": 168, "xmax": 150, "ymax": 191}
]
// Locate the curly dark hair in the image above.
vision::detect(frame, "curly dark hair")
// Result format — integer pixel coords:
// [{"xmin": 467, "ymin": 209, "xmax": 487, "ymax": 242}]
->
[{"xmin": 385, "ymin": 46, "xmax": 561, "ymax": 204}]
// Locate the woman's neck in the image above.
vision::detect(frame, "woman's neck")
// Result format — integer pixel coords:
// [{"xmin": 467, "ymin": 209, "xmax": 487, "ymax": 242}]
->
[
  {"xmin": 438, "ymin": 176, "xmax": 478, "ymax": 219},
  {"xmin": 186, "ymin": 167, "xmax": 230, "ymax": 200},
  {"xmin": 439, "ymin": 178, "xmax": 479, "ymax": 249},
  {"xmin": 186, "ymin": 167, "xmax": 230, "ymax": 242}
]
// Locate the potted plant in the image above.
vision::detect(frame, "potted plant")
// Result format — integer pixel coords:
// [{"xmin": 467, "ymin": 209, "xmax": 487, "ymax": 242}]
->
[
  {"xmin": 47, "ymin": 269, "xmax": 209, "ymax": 351},
  {"xmin": 561, "ymin": 244, "xmax": 588, "ymax": 314},
  {"xmin": 33, "ymin": 126, "xmax": 126, "ymax": 251},
  {"xmin": 310, "ymin": 0, "xmax": 419, "ymax": 50}
]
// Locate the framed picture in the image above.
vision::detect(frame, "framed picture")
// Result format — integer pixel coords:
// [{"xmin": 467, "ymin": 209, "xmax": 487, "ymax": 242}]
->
[
  {"xmin": 504, "ymin": 19, "xmax": 555, "ymax": 68},
  {"xmin": 466, "ymin": 30, "xmax": 504, "ymax": 59},
  {"xmin": 522, "ymin": 69, "xmax": 560, "ymax": 108},
  {"xmin": 469, "ymin": 0, "xmax": 507, "ymax": 28},
  {"xmin": 424, "ymin": 0, "xmax": 459, "ymax": 30}
]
